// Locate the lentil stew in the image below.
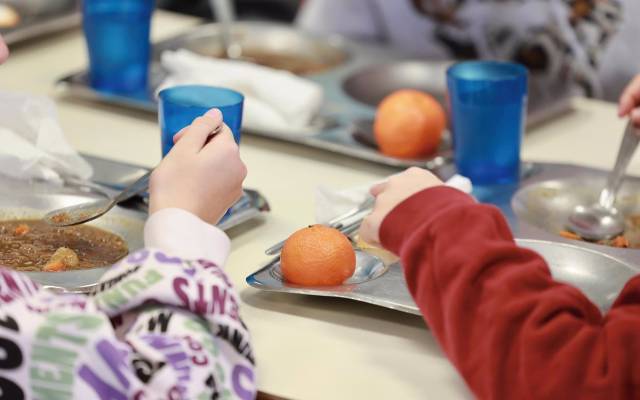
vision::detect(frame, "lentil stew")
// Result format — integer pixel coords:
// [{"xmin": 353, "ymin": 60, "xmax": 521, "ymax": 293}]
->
[{"xmin": 0, "ymin": 219, "xmax": 128, "ymax": 272}]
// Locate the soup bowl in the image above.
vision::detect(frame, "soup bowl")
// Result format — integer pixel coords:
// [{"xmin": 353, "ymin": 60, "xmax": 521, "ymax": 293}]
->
[{"xmin": 0, "ymin": 178, "xmax": 145, "ymax": 291}]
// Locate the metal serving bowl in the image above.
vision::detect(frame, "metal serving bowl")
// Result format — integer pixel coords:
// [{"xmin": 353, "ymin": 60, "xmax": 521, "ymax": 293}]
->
[
  {"xmin": 512, "ymin": 177, "xmax": 640, "ymax": 248},
  {"xmin": 0, "ymin": 178, "xmax": 145, "ymax": 290},
  {"xmin": 341, "ymin": 60, "xmax": 572, "ymax": 126},
  {"xmin": 155, "ymin": 21, "xmax": 349, "ymax": 76},
  {"xmin": 342, "ymin": 61, "xmax": 452, "ymax": 107}
]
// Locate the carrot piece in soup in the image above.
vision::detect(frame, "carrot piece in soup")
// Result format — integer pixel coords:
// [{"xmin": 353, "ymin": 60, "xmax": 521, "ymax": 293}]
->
[
  {"xmin": 14, "ymin": 224, "xmax": 29, "ymax": 236},
  {"xmin": 43, "ymin": 247, "xmax": 79, "ymax": 272},
  {"xmin": 43, "ymin": 261, "xmax": 65, "ymax": 272},
  {"xmin": 559, "ymin": 230, "xmax": 581, "ymax": 240},
  {"xmin": 611, "ymin": 236, "xmax": 629, "ymax": 248}
]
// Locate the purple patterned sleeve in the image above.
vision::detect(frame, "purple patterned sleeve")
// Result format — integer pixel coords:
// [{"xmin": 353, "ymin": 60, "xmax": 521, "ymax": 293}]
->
[{"xmin": 0, "ymin": 248, "xmax": 256, "ymax": 399}]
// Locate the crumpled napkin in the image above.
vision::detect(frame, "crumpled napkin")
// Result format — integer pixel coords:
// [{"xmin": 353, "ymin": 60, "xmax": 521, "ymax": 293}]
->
[
  {"xmin": 315, "ymin": 174, "xmax": 473, "ymax": 223},
  {"xmin": 159, "ymin": 49, "xmax": 324, "ymax": 135},
  {"xmin": 0, "ymin": 91, "xmax": 92, "ymax": 184}
]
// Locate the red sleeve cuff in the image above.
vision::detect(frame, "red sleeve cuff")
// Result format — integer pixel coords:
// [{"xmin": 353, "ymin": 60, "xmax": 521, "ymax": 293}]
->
[
  {"xmin": 611, "ymin": 275, "xmax": 640, "ymax": 308},
  {"xmin": 379, "ymin": 186, "xmax": 475, "ymax": 255}
]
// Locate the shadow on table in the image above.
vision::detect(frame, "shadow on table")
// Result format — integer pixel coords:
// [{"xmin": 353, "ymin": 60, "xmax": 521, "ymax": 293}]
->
[
  {"xmin": 257, "ymin": 391, "xmax": 290, "ymax": 400},
  {"xmin": 240, "ymin": 288, "xmax": 444, "ymax": 349},
  {"xmin": 225, "ymin": 217, "xmax": 267, "ymax": 240}
]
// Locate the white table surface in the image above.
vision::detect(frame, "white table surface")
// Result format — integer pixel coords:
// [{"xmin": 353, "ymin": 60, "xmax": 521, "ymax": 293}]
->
[{"xmin": 0, "ymin": 10, "xmax": 634, "ymax": 400}]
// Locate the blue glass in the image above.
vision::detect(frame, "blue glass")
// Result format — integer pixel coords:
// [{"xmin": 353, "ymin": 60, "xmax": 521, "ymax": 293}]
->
[
  {"xmin": 158, "ymin": 85, "xmax": 244, "ymax": 156},
  {"xmin": 447, "ymin": 61, "xmax": 528, "ymax": 185},
  {"xmin": 83, "ymin": 0, "xmax": 154, "ymax": 94}
]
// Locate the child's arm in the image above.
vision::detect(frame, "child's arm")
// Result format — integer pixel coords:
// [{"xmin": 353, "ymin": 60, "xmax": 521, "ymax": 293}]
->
[
  {"xmin": 0, "ymin": 210, "xmax": 255, "ymax": 399},
  {"xmin": 379, "ymin": 184, "xmax": 640, "ymax": 399},
  {"xmin": 0, "ymin": 108, "xmax": 253, "ymax": 399}
]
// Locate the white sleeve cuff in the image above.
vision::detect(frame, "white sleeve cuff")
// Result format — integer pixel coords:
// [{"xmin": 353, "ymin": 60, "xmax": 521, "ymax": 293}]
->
[{"xmin": 144, "ymin": 208, "xmax": 231, "ymax": 267}]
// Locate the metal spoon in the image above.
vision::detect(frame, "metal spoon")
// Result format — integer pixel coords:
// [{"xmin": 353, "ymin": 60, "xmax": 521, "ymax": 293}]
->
[
  {"xmin": 567, "ymin": 121, "xmax": 640, "ymax": 241},
  {"xmin": 45, "ymin": 170, "xmax": 152, "ymax": 227}
]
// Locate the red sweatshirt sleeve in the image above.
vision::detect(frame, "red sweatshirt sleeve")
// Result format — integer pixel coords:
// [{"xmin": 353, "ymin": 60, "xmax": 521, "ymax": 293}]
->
[{"xmin": 380, "ymin": 186, "xmax": 640, "ymax": 400}]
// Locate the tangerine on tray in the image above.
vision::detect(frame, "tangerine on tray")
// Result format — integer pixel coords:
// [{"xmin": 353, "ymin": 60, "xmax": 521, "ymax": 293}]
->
[
  {"xmin": 374, "ymin": 89, "xmax": 446, "ymax": 159},
  {"xmin": 280, "ymin": 225, "xmax": 356, "ymax": 286}
]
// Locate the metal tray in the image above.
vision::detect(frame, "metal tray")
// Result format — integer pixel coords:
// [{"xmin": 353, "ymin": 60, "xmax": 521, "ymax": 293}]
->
[
  {"xmin": 246, "ymin": 162, "xmax": 640, "ymax": 315},
  {"xmin": 0, "ymin": 0, "xmax": 80, "ymax": 45},
  {"xmin": 57, "ymin": 21, "xmax": 571, "ymax": 171}
]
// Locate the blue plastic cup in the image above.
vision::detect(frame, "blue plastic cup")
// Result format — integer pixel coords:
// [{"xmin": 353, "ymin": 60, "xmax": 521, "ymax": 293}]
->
[
  {"xmin": 83, "ymin": 0, "xmax": 154, "ymax": 94},
  {"xmin": 447, "ymin": 61, "xmax": 528, "ymax": 185},
  {"xmin": 158, "ymin": 85, "xmax": 244, "ymax": 156}
]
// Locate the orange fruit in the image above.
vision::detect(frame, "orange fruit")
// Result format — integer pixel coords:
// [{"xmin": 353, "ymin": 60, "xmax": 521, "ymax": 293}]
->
[
  {"xmin": 373, "ymin": 89, "xmax": 446, "ymax": 159},
  {"xmin": 280, "ymin": 225, "xmax": 356, "ymax": 286}
]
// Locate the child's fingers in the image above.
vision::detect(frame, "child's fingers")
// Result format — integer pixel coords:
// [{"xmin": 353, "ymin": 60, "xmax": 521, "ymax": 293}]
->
[
  {"xmin": 172, "ymin": 127, "xmax": 188, "ymax": 144},
  {"xmin": 359, "ymin": 214, "xmax": 380, "ymax": 246},
  {"xmin": 632, "ymin": 108, "xmax": 640, "ymax": 129},
  {"xmin": 0, "ymin": 34, "xmax": 8, "ymax": 64},
  {"xmin": 203, "ymin": 123, "xmax": 233, "ymax": 147},
  {"xmin": 173, "ymin": 115, "xmax": 220, "ymax": 144},
  {"xmin": 173, "ymin": 109, "xmax": 223, "ymax": 154},
  {"xmin": 370, "ymin": 181, "xmax": 388, "ymax": 197},
  {"xmin": 618, "ymin": 76, "xmax": 640, "ymax": 117},
  {"xmin": 201, "ymin": 125, "xmax": 237, "ymax": 156}
]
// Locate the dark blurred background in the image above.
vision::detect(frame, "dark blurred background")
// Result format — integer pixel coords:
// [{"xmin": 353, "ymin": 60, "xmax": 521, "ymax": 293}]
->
[{"xmin": 157, "ymin": 0, "xmax": 300, "ymax": 22}]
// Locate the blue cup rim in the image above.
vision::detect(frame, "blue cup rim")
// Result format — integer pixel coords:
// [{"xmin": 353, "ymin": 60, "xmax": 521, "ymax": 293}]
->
[
  {"xmin": 447, "ymin": 61, "xmax": 528, "ymax": 83},
  {"xmin": 83, "ymin": 0, "xmax": 155, "ymax": 15},
  {"xmin": 158, "ymin": 85, "xmax": 244, "ymax": 109}
]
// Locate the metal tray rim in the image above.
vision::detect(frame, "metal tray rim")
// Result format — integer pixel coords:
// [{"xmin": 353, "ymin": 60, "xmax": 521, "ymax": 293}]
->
[{"xmin": 2, "ymin": 10, "xmax": 80, "ymax": 45}]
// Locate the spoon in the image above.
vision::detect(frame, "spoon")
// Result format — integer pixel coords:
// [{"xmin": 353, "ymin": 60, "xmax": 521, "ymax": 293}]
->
[
  {"xmin": 567, "ymin": 121, "xmax": 640, "ymax": 241},
  {"xmin": 45, "ymin": 170, "xmax": 152, "ymax": 227},
  {"xmin": 209, "ymin": 0, "xmax": 242, "ymax": 59}
]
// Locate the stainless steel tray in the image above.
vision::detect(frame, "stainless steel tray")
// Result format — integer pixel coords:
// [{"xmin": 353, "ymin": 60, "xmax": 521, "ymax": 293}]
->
[
  {"xmin": 57, "ymin": 21, "xmax": 571, "ymax": 170},
  {"xmin": 0, "ymin": 1, "xmax": 80, "ymax": 44},
  {"xmin": 82, "ymin": 153, "xmax": 270, "ymax": 231},
  {"xmin": 246, "ymin": 162, "xmax": 640, "ymax": 315}
]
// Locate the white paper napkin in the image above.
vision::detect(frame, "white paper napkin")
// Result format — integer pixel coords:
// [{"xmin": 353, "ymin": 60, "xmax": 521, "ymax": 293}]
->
[
  {"xmin": 159, "ymin": 49, "xmax": 324, "ymax": 135},
  {"xmin": 0, "ymin": 91, "xmax": 92, "ymax": 184},
  {"xmin": 315, "ymin": 174, "xmax": 473, "ymax": 223}
]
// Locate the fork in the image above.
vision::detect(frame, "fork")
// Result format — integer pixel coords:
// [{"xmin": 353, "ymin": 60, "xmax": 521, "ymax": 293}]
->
[{"xmin": 264, "ymin": 195, "xmax": 374, "ymax": 256}]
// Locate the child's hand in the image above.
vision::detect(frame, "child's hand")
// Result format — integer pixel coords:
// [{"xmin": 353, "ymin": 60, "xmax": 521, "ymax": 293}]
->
[
  {"xmin": 360, "ymin": 167, "xmax": 443, "ymax": 246},
  {"xmin": 618, "ymin": 74, "xmax": 640, "ymax": 128},
  {"xmin": 149, "ymin": 108, "xmax": 247, "ymax": 225},
  {"xmin": 0, "ymin": 34, "xmax": 8, "ymax": 64}
]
